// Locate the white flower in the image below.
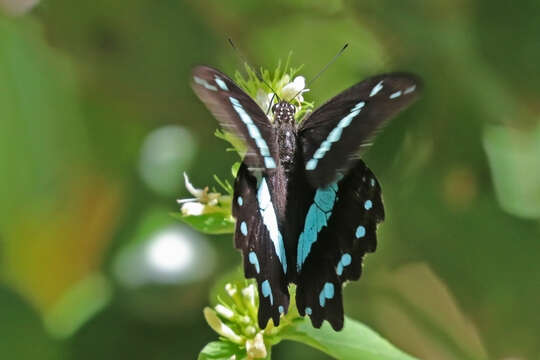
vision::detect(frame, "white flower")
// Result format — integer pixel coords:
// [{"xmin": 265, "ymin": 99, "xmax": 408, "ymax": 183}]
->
[
  {"xmin": 255, "ymin": 89, "xmax": 276, "ymax": 117},
  {"xmin": 177, "ymin": 173, "xmax": 220, "ymax": 211},
  {"xmin": 281, "ymin": 76, "xmax": 309, "ymax": 103},
  {"xmin": 183, "ymin": 172, "xmax": 203, "ymax": 198},
  {"xmin": 179, "ymin": 201, "xmax": 204, "ymax": 216},
  {"xmin": 277, "ymin": 74, "xmax": 290, "ymax": 89}
]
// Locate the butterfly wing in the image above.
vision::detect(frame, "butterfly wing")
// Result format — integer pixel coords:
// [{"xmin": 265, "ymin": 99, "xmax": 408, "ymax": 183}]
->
[
  {"xmin": 192, "ymin": 66, "xmax": 278, "ymax": 170},
  {"xmin": 295, "ymin": 160, "xmax": 384, "ymax": 330},
  {"xmin": 299, "ymin": 72, "xmax": 422, "ymax": 187},
  {"xmin": 232, "ymin": 163, "xmax": 289, "ymax": 328}
]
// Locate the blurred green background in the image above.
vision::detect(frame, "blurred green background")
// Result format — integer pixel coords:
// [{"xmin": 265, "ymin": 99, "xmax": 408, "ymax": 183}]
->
[{"xmin": 1, "ymin": 0, "xmax": 539, "ymax": 359}]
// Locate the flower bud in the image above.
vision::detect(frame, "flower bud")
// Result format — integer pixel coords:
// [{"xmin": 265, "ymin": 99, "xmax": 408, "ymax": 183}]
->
[
  {"xmin": 245, "ymin": 332, "xmax": 267, "ymax": 359},
  {"xmin": 203, "ymin": 307, "xmax": 243, "ymax": 344}
]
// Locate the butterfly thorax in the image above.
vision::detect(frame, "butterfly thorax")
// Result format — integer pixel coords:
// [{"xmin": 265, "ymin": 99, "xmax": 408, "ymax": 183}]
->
[
  {"xmin": 272, "ymin": 101, "xmax": 296, "ymax": 124},
  {"xmin": 272, "ymin": 101, "xmax": 298, "ymax": 172}
]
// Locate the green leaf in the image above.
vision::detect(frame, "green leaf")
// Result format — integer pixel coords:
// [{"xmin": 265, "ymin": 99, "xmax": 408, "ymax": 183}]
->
[
  {"xmin": 0, "ymin": 17, "xmax": 89, "ymax": 229},
  {"xmin": 172, "ymin": 212, "xmax": 235, "ymax": 235},
  {"xmin": 280, "ymin": 316, "xmax": 418, "ymax": 360},
  {"xmin": 198, "ymin": 341, "xmax": 246, "ymax": 360},
  {"xmin": 483, "ymin": 123, "xmax": 540, "ymax": 219},
  {"xmin": 214, "ymin": 129, "xmax": 247, "ymax": 157},
  {"xmin": 44, "ymin": 274, "xmax": 112, "ymax": 338},
  {"xmin": 231, "ymin": 162, "xmax": 241, "ymax": 178},
  {"xmin": 213, "ymin": 174, "xmax": 234, "ymax": 195}
]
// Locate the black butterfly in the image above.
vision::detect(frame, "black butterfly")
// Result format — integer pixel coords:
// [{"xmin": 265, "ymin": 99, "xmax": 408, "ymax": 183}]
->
[{"xmin": 191, "ymin": 65, "xmax": 421, "ymax": 331}]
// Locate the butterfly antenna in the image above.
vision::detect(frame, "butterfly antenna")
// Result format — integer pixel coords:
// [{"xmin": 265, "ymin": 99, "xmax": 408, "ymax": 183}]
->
[
  {"xmin": 228, "ymin": 38, "xmax": 280, "ymax": 101},
  {"xmin": 290, "ymin": 43, "xmax": 349, "ymax": 102},
  {"xmin": 266, "ymin": 93, "xmax": 277, "ymax": 115}
]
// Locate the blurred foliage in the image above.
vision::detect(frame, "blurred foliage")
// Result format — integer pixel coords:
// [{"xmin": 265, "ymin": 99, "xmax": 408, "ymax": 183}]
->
[{"xmin": 0, "ymin": 0, "xmax": 538, "ymax": 359}]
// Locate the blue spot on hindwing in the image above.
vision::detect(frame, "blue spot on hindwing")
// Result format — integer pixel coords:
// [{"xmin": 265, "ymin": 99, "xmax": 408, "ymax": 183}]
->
[
  {"xmin": 278, "ymin": 305, "xmax": 284, "ymax": 314},
  {"xmin": 237, "ymin": 196, "xmax": 243, "ymax": 206},
  {"xmin": 306, "ymin": 158, "xmax": 318, "ymax": 170},
  {"xmin": 305, "ymin": 307, "xmax": 312, "ymax": 315},
  {"xmin": 257, "ymin": 178, "xmax": 287, "ymax": 273},
  {"xmin": 325, "ymin": 282, "xmax": 335, "ymax": 298},
  {"xmin": 297, "ymin": 180, "xmax": 340, "ymax": 271},
  {"xmin": 240, "ymin": 221, "xmax": 248, "ymax": 236},
  {"xmin": 229, "ymin": 97, "xmax": 275, "ymax": 169},
  {"xmin": 364, "ymin": 200, "xmax": 373, "ymax": 210},
  {"xmin": 341, "ymin": 254, "xmax": 352, "ymax": 266},
  {"xmin": 261, "ymin": 280, "xmax": 273, "ymax": 305},
  {"xmin": 319, "ymin": 282, "xmax": 335, "ymax": 307},
  {"xmin": 336, "ymin": 253, "xmax": 352, "ymax": 276},
  {"xmin": 248, "ymin": 252, "xmax": 260, "ymax": 274},
  {"xmin": 355, "ymin": 225, "xmax": 366, "ymax": 238}
]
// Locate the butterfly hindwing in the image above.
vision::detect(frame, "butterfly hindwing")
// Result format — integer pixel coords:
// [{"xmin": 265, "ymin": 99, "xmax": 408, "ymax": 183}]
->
[
  {"xmin": 232, "ymin": 163, "xmax": 289, "ymax": 328},
  {"xmin": 295, "ymin": 160, "xmax": 384, "ymax": 330},
  {"xmin": 192, "ymin": 66, "xmax": 278, "ymax": 170},
  {"xmin": 299, "ymin": 73, "xmax": 422, "ymax": 187}
]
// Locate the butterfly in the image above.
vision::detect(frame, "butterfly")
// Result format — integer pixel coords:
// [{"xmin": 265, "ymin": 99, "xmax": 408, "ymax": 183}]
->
[{"xmin": 191, "ymin": 64, "xmax": 421, "ymax": 331}]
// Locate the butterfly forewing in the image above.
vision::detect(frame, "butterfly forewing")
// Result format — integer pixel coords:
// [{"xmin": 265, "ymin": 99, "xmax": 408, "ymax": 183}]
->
[
  {"xmin": 299, "ymin": 73, "xmax": 422, "ymax": 187},
  {"xmin": 295, "ymin": 160, "xmax": 384, "ymax": 330},
  {"xmin": 191, "ymin": 66, "xmax": 278, "ymax": 170}
]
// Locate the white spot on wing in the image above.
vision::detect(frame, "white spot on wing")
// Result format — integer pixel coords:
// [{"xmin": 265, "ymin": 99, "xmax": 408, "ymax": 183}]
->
[
  {"xmin": 404, "ymin": 85, "xmax": 416, "ymax": 94},
  {"xmin": 193, "ymin": 76, "xmax": 217, "ymax": 91},
  {"xmin": 389, "ymin": 90, "xmax": 402, "ymax": 99},
  {"xmin": 214, "ymin": 76, "xmax": 229, "ymax": 91},
  {"xmin": 369, "ymin": 81, "xmax": 384, "ymax": 97}
]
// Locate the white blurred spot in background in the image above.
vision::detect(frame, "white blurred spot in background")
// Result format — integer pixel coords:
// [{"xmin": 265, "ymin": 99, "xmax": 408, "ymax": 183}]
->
[
  {"xmin": 139, "ymin": 125, "xmax": 197, "ymax": 196},
  {"xmin": 114, "ymin": 224, "xmax": 215, "ymax": 287},
  {"xmin": 147, "ymin": 230, "xmax": 194, "ymax": 275}
]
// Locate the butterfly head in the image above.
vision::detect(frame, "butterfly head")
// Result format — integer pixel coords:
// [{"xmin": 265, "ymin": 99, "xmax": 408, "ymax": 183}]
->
[{"xmin": 272, "ymin": 101, "xmax": 296, "ymax": 124}]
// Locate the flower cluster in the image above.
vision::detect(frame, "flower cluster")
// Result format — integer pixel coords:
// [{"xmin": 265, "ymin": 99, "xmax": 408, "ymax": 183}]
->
[
  {"xmin": 204, "ymin": 282, "xmax": 267, "ymax": 358},
  {"xmin": 234, "ymin": 57, "xmax": 313, "ymax": 123},
  {"xmin": 255, "ymin": 74, "xmax": 310, "ymax": 122},
  {"xmin": 203, "ymin": 280, "xmax": 299, "ymax": 359}
]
